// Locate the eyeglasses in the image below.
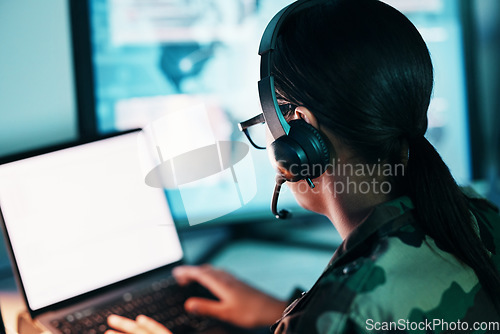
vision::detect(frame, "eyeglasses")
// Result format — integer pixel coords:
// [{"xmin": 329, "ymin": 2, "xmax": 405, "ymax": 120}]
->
[{"xmin": 238, "ymin": 104, "xmax": 296, "ymax": 150}]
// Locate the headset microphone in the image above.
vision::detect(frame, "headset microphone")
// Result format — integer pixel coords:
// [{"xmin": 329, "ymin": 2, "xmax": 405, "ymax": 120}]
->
[{"xmin": 272, "ymin": 174, "xmax": 290, "ymax": 219}]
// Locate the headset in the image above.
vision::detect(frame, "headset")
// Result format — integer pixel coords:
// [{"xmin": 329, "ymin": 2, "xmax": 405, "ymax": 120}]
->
[{"xmin": 258, "ymin": 0, "xmax": 331, "ymax": 219}]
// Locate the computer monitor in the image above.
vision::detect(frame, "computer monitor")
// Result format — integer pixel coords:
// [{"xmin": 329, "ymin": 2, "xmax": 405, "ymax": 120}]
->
[
  {"xmin": 0, "ymin": 0, "xmax": 79, "ymax": 157},
  {"xmin": 86, "ymin": 0, "xmax": 473, "ymax": 224}
]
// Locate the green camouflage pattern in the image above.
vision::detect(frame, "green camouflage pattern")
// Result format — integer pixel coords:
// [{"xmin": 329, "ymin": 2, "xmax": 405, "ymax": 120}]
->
[{"xmin": 272, "ymin": 189, "xmax": 500, "ymax": 333}]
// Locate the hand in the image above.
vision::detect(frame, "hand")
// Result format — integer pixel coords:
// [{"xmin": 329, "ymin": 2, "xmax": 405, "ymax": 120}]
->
[
  {"xmin": 106, "ymin": 314, "xmax": 172, "ymax": 334},
  {"xmin": 173, "ymin": 265, "xmax": 287, "ymax": 328}
]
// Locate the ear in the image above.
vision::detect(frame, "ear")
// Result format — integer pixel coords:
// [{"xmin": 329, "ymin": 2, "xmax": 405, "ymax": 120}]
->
[{"xmin": 293, "ymin": 106, "xmax": 320, "ymax": 129}]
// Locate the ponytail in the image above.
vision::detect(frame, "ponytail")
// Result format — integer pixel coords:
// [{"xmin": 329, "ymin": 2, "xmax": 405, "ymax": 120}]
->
[{"xmin": 407, "ymin": 136, "xmax": 500, "ymax": 310}]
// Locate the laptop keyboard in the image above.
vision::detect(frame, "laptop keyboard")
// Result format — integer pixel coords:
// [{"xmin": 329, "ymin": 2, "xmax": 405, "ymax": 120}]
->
[{"xmin": 50, "ymin": 276, "xmax": 218, "ymax": 334}]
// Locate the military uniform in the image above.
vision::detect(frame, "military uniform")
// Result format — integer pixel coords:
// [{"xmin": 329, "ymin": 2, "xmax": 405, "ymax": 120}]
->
[{"xmin": 272, "ymin": 189, "xmax": 500, "ymax": 333}]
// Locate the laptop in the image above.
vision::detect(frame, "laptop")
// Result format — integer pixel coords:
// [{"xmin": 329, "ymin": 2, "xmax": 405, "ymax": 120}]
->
[{"xmin": 0, "ymin": 130, "xmax": 226, "ymax": 334}]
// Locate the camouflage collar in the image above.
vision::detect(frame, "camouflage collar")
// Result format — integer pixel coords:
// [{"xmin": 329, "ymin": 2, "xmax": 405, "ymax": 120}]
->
[{"xmin": 328, "ymin": 196, "xmax": 415, "ymax": 269}]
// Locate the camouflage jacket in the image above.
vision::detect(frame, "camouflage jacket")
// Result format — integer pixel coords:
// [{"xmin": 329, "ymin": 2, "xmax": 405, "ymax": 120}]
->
[{"xmin": 272, "ymin": 190, "xmax": 500, "ymax": 333}]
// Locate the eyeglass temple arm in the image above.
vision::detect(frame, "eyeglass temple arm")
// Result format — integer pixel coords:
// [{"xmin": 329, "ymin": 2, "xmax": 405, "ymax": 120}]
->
[
  {"xmin": 238, "ymin": 113, "xmax": 265, "ymax": 131},
  {"xmin": 242, "ymin": 129, "xmax": 266, "ymax": 150},
  {"xmin": 238, "ymin": 113, "xmax": 266, "ymax": 150}
]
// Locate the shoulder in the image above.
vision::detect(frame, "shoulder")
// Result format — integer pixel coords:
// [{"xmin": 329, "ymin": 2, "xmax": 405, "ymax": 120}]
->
[
  {"xmin": 349, "ymin": 233, "xmax": 480, "ymax": 322},
  {"xmin": 298, "ymin": 227, "xmax": 490, "ymax": 333}
]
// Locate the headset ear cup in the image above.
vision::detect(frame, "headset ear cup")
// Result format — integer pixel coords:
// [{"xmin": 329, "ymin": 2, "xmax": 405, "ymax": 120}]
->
[
  {"xmin": 270, "ymin": 119, "xmax": 331, "ymax": 181},
  {"xmin": 290, "ymin": 119, "xmax": 331, "ymax": 178},
  {"xmin": 270, "ymin": 135, "xmax": 308, "ymax": 181}
]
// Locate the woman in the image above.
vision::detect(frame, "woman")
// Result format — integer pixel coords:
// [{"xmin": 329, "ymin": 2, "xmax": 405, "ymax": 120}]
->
[{"xmin": 106, "ymin": 0, "xmax": 500, "ymax": 333}]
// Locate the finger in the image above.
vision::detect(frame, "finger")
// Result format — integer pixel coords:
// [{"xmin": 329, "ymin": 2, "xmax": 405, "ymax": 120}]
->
[
  {"xmin": 172, "ymin": 265, "xmax": 198, "ymax": 285},
  {"xmin": 172, "ymin": 265, "xmax": 215, "ymax": 285},
  {"xmin": 107, "ymin": 315, "xmax": 145, "ymax": 334},
  {"xmin": 105, "ymin": 330, "xmax": 124, "ymax": 334},
  {"xmin": 185, "ymin": 297, "xmax": 225, "ymax": 319},
  {"xmin": 136, "ymin": 315, "xmax": 172, "ymax": 334},
  {"xmin": 173, "ymin": 265, "xmax": 230, "ymax": 298}
]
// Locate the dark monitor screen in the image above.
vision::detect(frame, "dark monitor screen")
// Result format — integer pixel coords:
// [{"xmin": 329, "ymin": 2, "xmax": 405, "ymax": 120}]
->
[{"xmin": 87, "ymin": 0, "xmax": 471, "ymax": 224}]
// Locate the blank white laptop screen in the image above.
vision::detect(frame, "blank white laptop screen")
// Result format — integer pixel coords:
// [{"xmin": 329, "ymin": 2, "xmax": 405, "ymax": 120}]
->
[{"xmin": 0, "ymin": 132, "xmax": 183, "ymax": 311}]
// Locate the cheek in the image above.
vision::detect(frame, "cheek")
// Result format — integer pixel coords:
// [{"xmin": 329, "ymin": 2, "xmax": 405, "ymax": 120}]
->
[
  {"xmin": 288, "ymin": 181, "xmax": 305, "ymax": 196},
  {"xmin": 288, "ymin": 178, "xmax": 330, "ymax": 214},
  {"xmin": 288, "ymin": 180, "xmax": 318, "ymax": 207}
]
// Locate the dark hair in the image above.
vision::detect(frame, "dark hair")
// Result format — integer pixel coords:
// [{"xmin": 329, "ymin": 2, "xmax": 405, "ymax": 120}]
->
[{"xmin": 272, "ymin": 0, "xmax": 500, "ymax": 308}]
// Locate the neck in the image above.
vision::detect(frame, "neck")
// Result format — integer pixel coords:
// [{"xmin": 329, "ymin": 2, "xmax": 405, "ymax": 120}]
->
[{"xmin": 316, "ymin": 173, "xmax": 394, "ymax": 239}]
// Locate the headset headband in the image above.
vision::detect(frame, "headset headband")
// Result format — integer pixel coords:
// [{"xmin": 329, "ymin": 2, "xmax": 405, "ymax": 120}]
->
[{"xmin": 258, "ymin": 0, "xmax": 322, "ymax": 140}]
